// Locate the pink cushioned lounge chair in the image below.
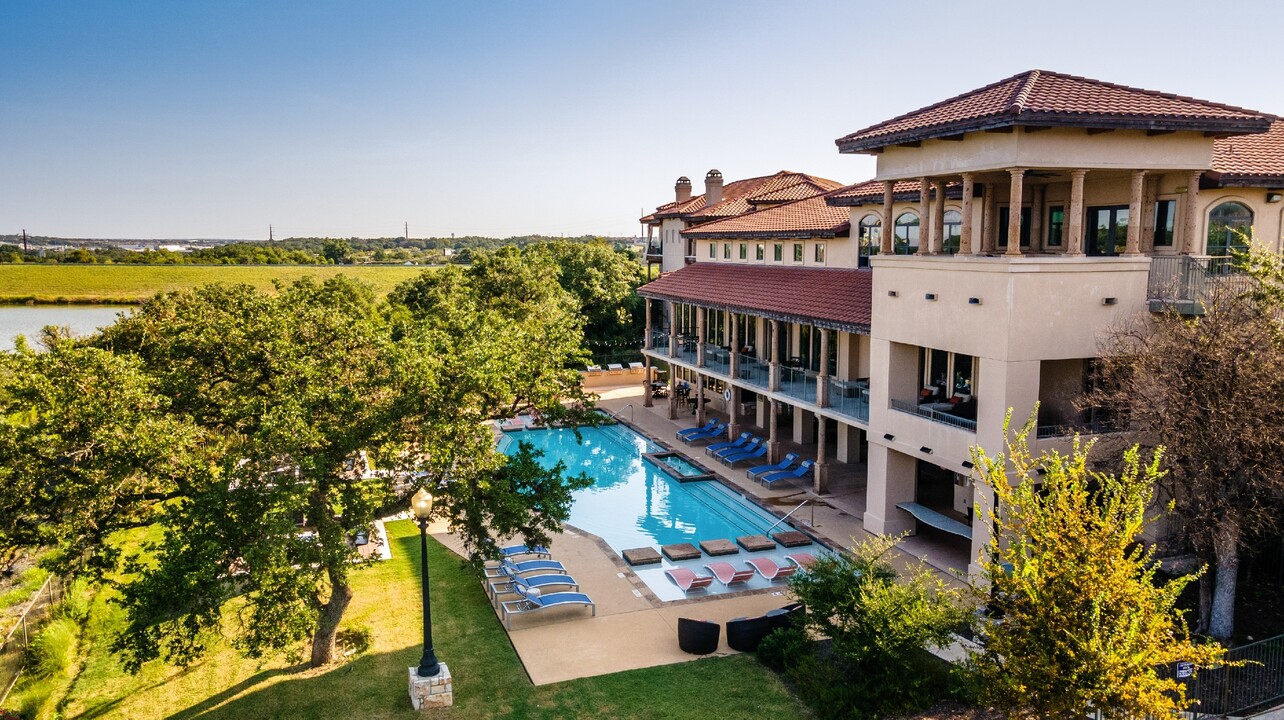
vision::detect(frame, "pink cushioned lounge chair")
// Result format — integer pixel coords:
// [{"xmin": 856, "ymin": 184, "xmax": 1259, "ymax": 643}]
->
[
  {"xmin": 704, "ymin": 561, "xmax": 755, "ymax": 586},
  {"xmin": 746, "ymin": 557, "xmax": 799, "ymax": 582},
  {"xmin": 665, "ymin": 567, "xmax": 714, "ymax": 592}
]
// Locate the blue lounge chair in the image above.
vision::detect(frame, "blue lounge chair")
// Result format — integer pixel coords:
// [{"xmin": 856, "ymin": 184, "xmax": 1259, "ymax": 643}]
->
[
  {"xmin": 675, "ymin": 419, "xmax": 718, "ymax": 440},
  {"xmin": 760, "ymin": 459, "xmax": 815, "ymax": 487},
  {"xmin": 712, "ymin": 437, "xmax": 761, "ymax": 460},
  {"xmin": 484, "ymin": 558, "xmax": 568, "ymax": 579},
  {"xmin": 498, "ymin": 543, "xmax": 551, "ymax": 560},
  {"xmin": 722, "ymin": 443, "xmax": 768, "ymax": 466},
  {"xmin": 502, "ymin": 585, "xmax": 596, "ymax": 628},
  {"xmin": 681, "ymin": 422, "xmax": 728, "ymax": 443},
  {"xmin": 489, "ymin": 572, "xmax": 579, "ymax": 606},
  {"xmin": 747, "ymin": 453, "xmax": 799, "ymax": 481},
  {"xmin": 704, "ymin": 432, "xmax": 753, "ymax": 456}
]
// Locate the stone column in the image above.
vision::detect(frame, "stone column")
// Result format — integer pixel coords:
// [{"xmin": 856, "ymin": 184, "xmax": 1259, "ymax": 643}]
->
[
  {"xmin": 695, "ymin": 373, "xmax": 706, "ymax": 425},
  {"xmin": 1005, "ymin": 168, "xmax": 1025, "ymax": 256},
  {"xmin": 729, "ymin": 313, "xmax": 739, "ymax": 378},
  {"xmin": 959, "ymin": 173, "xmax": 975, "ymax": 255},
  {"xmin": 1182, "ymin": 170, "xmax": 1202, "ymax": 255},
  {"xmin": 643, "ymin": 356, "xmax": 653, "ymax": 408},
  {"xmin": 728, "ymin": 385, "xmax": 741, "ymax": 439},
  {"xmin": 667, "ymin": 301, "xmax": 678, "ymax": 358},
  {"xmin": 817, "ymin": 328, "xmax": 830, "ymax": 408},
  {"xmin": 643, "ymin": 298, "xmax": 652, "ymax": 350},
  {"xmin": 932, "ymin": 180, "xmax": 946, "ymax": 255},
  {"xmin": 881, "ymin": 181, "xmax": 895, "ymax": 255},
  {"xmin": 814, "ymin": 417, "xmax": 828, "ymax": 495},
  {"xmin": 1142, "ymin": 175, "xmax": 1160, "ymax": 254},
  {"xmin": 1066, "ymin": 170, "xmax": 1087, "ymax": 256},
  {"xmin": 769, "ymin": 320, "xmax": 781, "ymax": 392},
  {"xmin": 1125, "ymin": 169, "xmax": 1146, "ymax": 256},
  {"xmin": 695, "ymin": 306, "xmax": 706, "ymax": 368},
  {"xmin": 667, "ymin": 365, "xmax": 678, "ymax": 419},
  {"xmin": 1029, "ymin": 184, "xmax": 1045, "ymax": 253},
  {"xmin": 767, "ymin": 400, "xmax": 781, "ymax": 464},
  {"xmin": 981, "ymin": 182, "xmax": 997, "ymax": 254},
  {"xmin": 917, "ymin": 177, "xmax": 930, "ymax": 255}
]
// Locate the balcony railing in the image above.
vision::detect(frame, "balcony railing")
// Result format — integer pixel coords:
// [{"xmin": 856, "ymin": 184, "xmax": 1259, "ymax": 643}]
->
[
  {"xmin": 646, "ymin": 329, "xmax": 670, "ymax": 352},
  {"xmin": 736, "ymin": 353, "xmax": 770, "ymax": 388},
  {"xmin": 702, "ymin": 346, "xmax": 731, "ymax": 376},
  {"xmin": 674, "ymin": 335, "xmax": 698, "ymax": 365},
  {"xmin": 1035, "ymin": 418, "xmax": 1109, "ymax": 439},
  {"xmin": 779, "ymin": 366, "xmax": 817, "ymax": 404},
  {"xmin": 1147, "ymin": 255, "xmax": 1253, "ymax": 314},
  {"xmin": 644, "ymin": 244, "xmax": 662, "ymax": 259},
  {"xmin": 827, "ymin": 378, "xmax": 870, "ymax": 423},
  {"xmin": 890, "ymin": 398, "xmax": 977, "ymax": 432}
]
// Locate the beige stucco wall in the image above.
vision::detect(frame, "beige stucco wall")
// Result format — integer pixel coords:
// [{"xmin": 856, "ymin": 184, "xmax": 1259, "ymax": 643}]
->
[
  {"xmin": 659, "ymin": 218, "xmax": 688, "ymax": 273},
  {"xmin": 876, "ymin": 127, "xmax": 1215, "ymax": 181},
  {"xmin": 693, "ymin": 236, "xmax": 854, "ymax": 268}
]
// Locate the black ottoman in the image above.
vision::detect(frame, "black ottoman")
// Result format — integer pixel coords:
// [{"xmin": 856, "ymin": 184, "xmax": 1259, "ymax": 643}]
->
[
  {"xmin": 726, "ymin": 615, "xmax": 771, "ymax": 652},
  {"xmin": 767, "ymin": 602, "xmax": 805, "ymax": 631},
  {"xmin": 677, "ymin": 617, "xmax": 720, "ymax": 655}
]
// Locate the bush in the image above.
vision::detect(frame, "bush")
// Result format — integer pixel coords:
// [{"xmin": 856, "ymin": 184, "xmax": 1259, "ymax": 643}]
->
[
  {"xmin": 0, "ymin": 708, "xmax": 25, "ymax": 720},
  {"xmin": 336, "ymin": 625, "xmax": 372, "ymax": 658},
  {"xmin": 27, "ymin": 617, "xmax": 78, "ymax": 679},
  {"xmin": 756, "ymin": 625, "xmax": 808, "ymax": 672},
  {"xmin": 52, "ymin": 577, "xmax": 90, "ymax": 623}
]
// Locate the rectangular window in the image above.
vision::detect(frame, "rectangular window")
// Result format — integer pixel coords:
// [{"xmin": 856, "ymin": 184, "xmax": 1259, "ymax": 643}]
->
[
  {"xmin": 1153, "ymin": 199, "xmax": 1175, "ymax": 247},
  {"xmin": 1047, "ymin": 206, "xmax": 1065, "ymax": 247},
  {"xmin": 773, "ymin": 243, "xmax": 783, "ymax": 261},
  {"xmin": 723, "ymin": 242, "xmax": 730, "ymax": 259},
  {"xmin": 793, "ymin": 243, "xmax": 803, "ymax": 262},
  {"xmin": 739, "ymin": 243, "xmax": 747, "ymax": 260},
  {"xmin": 708, "ymin": 242, "xmax": 715, "ymax": 258},
  {"xmin": 814, "ymin": 243, "xmax": 826, "ymax": 263},
  {"xmin": 997, "ymin": 206, "xmax": 1032, "ymax": 247},
  {"xmin": 755, "ymin": 243, "xmax": 764, "ymax": 260}
]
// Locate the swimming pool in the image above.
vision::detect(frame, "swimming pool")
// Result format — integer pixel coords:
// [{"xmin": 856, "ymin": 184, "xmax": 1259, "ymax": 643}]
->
[{"xmin": 499, "ymin": 422, "xmax": 821, "ymax": 601}]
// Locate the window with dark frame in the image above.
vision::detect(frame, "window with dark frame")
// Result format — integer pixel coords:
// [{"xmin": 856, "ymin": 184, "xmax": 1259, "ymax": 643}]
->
[
  {"xmin": 793, "ymin": 243, "xmax": 803, "ymax": 262},
  {"xmin": 815, "ymin": 243, "xmax": 825, "ymax": 263},
  {"xmin": 1153, "ymin": 199, "xmax": 1175, "ymax": 247},
  {"xmin": 723, "ymin": 242, "xmax": 730, "ymax": 259},
  {"xmin": 1047, "ymin": 206, "xmax": 1065, "ymax": 247},
  {"xmin": 997, "ymin": 206, "xmax": 1033, "ymax": 247},
  {"xmin": 708, "ymin": 242, "xmax": 715, "ymax": 258},
  {"xmin": 756, "ymin": 243, "xmax": 764, "ymax": 260},
  {"xmin": 773, "ymin": 243, "xmax": 783, "ymax": 261},
  {"xmin": 739, "ymin": 242, "xmax": 747, "ymax": 260}
]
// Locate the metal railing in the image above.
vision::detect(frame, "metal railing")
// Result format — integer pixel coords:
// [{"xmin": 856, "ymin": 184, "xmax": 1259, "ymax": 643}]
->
[
  {"xmin": 646, "ymin": 329, "xmax": 670, "ymax": 352},
  {"xmin": 1147, "ymin": 255, "xmax": 1254, "ymax": 314},
  {"xmin": 674, "ymin": 335, "xmax": 699, "ymax": 365},
  {"xmin": 766, "ymin": 499, "xmax": 812, "ymax": 533},
  {"xmin": 736, "ymin": 353, "xmax": 770, "ymax": 388},
  {"xmin": 828, "ymin": 378, "xmax": 870, "ymax": 423},
  {"xmin": 702, "ymin": 346, "xmax": 730, "ymax": 376},
  {"xmin": 890, "ymin": 398, "xmax": 977, "ymax": 432},
  {"xmin": 1190, "ymin": 633, "xmax": 1284, "ymax": 717},
  {"xmin": 1035, "ymin": 419, "xmax": 1108, "ymax": 439},
  {"xmin": 779, "ymin": 366, "xmax": 817, "ymax": 403},
  {"xmin": 1, "ymin": 575, "xmax": 64, "ymax": 706}
]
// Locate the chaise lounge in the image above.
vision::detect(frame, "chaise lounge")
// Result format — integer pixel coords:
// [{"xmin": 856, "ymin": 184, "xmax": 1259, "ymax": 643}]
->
[
  {"xmin": 704, "ymin": 561, "xmax": 755, "ymax": 586},
  {"xmin": 711, "ymin": 437, "xmax": 761, "ymax": 461},
  {"xmin": 665, "ymin": 567, "xmax": 714, "ymax": 592},
  {"xmin": 745, "ymin": 556, "xmax": 799, "ymax": 582},
  {"xmin": 681, "ymin": 422, "xmax": 729, "ymax": 444},
  {"xmin": 759, "ymin": 459, "xmax": 815, "ymax": 487},
  {"xmin": 704, "ymin": 432, "xmax": 752, "ymax": 456},
  {"xmin": 484, "ymin": 557, "xmax": 568, "ymax": 579},
  {"xmin": 721, "ymin": 443, "xmax": 768, "ymax": 466},
  {"xmin": 746, "ymin": 453, "xmax": 799, "ymax": 481},
  {"xmin": 502, "ymin": 585, "xmax": 596, "ymax": 629},
  {"xmin": 489, "ymin": 572, "xmax": 579, "ymax": 606},
  {"xmin": 675, "ymin": 419, "xmax": 718, "ymax": 440}
]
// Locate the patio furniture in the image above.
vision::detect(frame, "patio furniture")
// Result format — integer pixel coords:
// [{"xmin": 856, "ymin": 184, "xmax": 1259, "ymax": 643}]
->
[
  {"xmin": 681, "ymin": 422, "xmax": 728, "ymax": 444},
  {"xmin": 665, "ymin": 567, "xmax": 714, "ymax": 592},
  {"xmin": 759, "ymin": 459, "xmax": 815, "ymax": 487},
  {"xmin": 501, "ymin": 585, "xmax": 596, "ymax": 629},
  {"xmin": 484, "ymin": 557, "xmax": 568, "ymax": 579},
  {"xmin": 704, "ymin": 561, "xmax": 755, "ymax": 586},
  {"xmin": 745, "ymin": 557, "xmax": 799, "ymax": 582},
  {"xmin": 746, "ymin": 453, "xmax": 799, "ymax": 481},
  {"xmin": 721, "ymin": 443, "xmax": 768, "ymax": 467},
  {"xmin": 726, "ymin": 615, "xmax": 771, "ymax": 651},
  {"xmin": 704, "ymin": 432, "xmax": 752, "ymax": 456},
  {"xmin": 784, "ymin": 552, "xmax": 817, "ymax": 570},
  {"xmin": 650, "ymin": 382, "xmax": 669, "ymax": 399},
  {"xmin": 497, "ymin": 543, "xmax": 551, "ymax": 559},
  {"xmin": 677, "ymin": 617, "xmax": 720, "ymax": 655},
  {"xmin": 489, "ymin": 572, "xmax": 579, "ymax": 606},
  {"xmin": 675, "ymin": 419, "xmax": 718, "ymax": 440},
  {"xmin": 711, "ymin": 437, "xmax": 761, "ymax": 461},
  {"xmin": 767, "ymin": 602, "xmax": 805, "ymax": 631}
]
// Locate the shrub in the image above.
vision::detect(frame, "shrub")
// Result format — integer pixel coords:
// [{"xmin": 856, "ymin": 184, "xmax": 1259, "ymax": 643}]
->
[
  {"xmin": 53, "ymin": 577, "xmax": 90, "ymax": 623},
  {"xmin": 27, "ymin": 617, "xmax": 78, "ymax": 679},
  {"xmin": 0, "ymin": 708, "xmax": 25, "ymax": 720},
  {"xmin": 336, "ymin": 625, "xmax": 372, "ymax": 657}
]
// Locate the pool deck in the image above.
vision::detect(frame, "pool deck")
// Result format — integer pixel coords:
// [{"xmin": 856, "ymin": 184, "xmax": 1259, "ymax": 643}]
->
[{"xmin": 426, "ymin": 380, "xmax": 975, "ymax": 686}]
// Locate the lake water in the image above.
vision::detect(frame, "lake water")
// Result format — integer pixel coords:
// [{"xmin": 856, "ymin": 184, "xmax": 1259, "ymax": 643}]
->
[{"xmin": 0, "ymin": 306, "xmax": 133, "ymax": 351}]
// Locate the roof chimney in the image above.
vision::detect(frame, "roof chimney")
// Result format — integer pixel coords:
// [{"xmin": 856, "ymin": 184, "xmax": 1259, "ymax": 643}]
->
[
  {"xmin": 705, "ymin": 169, "xmax": 724, "ymax": 206},
  {"xmin": 675, "ymin": 176, "xmax": 692, "ymax": 203}
]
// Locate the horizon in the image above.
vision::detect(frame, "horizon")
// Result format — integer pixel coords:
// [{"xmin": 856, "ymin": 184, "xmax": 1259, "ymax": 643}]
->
[{"xmin": 5, "ymin": 1, "xmax": 1284, "ymax": 239}]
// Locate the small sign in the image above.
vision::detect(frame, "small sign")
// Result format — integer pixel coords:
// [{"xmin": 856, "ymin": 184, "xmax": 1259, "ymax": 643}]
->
[
  {"xmin": 1176, "ymin": 661, "xmax": 1194, "ymax": 679},
  {"xmin": 723, "ymin": 388, "xmax": 732, "ymax": 402}
]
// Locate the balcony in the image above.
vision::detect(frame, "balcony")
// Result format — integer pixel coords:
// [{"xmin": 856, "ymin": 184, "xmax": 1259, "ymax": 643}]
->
[
  {"xmin": 646, "ymin": 329, "xmax": 670, "ymax": 353},
  {"xmin": 779, "ymin": 366, "xmax": 817, "ymax": 404},
  {"xmin": 890, "ymin": 398, "xmax": 977, "ymax": 432},
  {"xmin": 644, "ymin": 244, "xmax": 662, "ymax": 262},
  {"xmin": 1148, "ymin": 255, "xmax": 1252, "ymax": 315},
  {"xmin": 675, "ymin": 334, "xmax": 699, "ymax": 365},
  {"xmin": 827, "ymin": 378, "xmax": 869, "ymax": 423},
  {"xmin": 735, "ymin": 353, "xmax": 770, "ymax": 389},
  {"xmin": 702, "ymin": 346, "xmax": 731, "ymax": 376}
]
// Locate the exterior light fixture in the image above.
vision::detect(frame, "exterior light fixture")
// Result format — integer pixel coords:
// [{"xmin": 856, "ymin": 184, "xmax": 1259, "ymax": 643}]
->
[
  {"xmin": 411, "ymin": 487, "xmax": 442, "ymax": 678},
  {"xmin": 968, "ymin": 297, "xmax": 981, "ymax": 305},
  {"xmin": 961, "ymin": 460, "xmax": 974, "ymax": 469},
  {"xmin": 924, "ymin": 293, "xmax": 937, "ymax": 301},
  {"xmin": 883, "ymin": 433, "xmax": 895, "ymax": 441},
  {"xmin": 920, "ymin": 446, "xmax": 932, "ymax": 454},
  {"xmin": 1267, "ymin": 193, "xmax": 1282, "ymax": 203},
  {"xmin": 888, "ymin": 290, "xmax": 898, "ymax": 297},
  {"xmin": 1102, "ymin": 297, "xmax": 1118, "ymax": 306}
]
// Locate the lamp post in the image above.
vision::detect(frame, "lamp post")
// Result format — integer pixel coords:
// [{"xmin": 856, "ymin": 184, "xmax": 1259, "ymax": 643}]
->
[{"xmin": 411, "ymin": 486, "xmax": 441, "ymax": 677}]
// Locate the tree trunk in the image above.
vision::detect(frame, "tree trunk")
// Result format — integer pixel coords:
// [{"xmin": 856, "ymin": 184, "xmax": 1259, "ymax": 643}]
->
[
  {"xmin": 310, "ymin": 570, "xmax": 354, "ymax": 667},
  {"xmin": 1197, "ymin": 569, "xmax": 1213, "ymax": 635},
  {"xmin": 1208, "ymin": 525, "xmax": 1241, "ymax": 642}
]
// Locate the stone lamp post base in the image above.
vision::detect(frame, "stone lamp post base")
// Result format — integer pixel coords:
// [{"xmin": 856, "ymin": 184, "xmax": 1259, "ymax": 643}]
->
[{"xmin": 408, "ymin": 664, "xmax": 453, "ymax": 710}]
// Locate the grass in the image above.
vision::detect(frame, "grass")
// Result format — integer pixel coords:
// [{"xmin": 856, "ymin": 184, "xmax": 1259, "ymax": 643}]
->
[
  {"xmin": 0, "ymin": 265, "xmax": 429, "ymax": 304},
  {"xmin": 57, "ymin": 520, "xmax": 810, "ymax": 719}
]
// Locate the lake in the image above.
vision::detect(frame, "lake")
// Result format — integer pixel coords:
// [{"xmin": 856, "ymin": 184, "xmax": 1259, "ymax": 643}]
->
[{"xmin": 0, "ymin": 305, "xmax": 133, "ymax": 351}]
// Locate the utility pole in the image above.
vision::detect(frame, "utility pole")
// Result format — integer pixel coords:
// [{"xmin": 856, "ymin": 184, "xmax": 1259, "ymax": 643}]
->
[
  {"xmin": 404, "ymin": 221, "xmax": 409, "ymax": 243},
  {"xmin": 269, "ymin": 224, "xmax": 274, "ymax": 242},
  {"xmin": 21, "ymin": 229, "xmax": 28, "ymax": 253}
]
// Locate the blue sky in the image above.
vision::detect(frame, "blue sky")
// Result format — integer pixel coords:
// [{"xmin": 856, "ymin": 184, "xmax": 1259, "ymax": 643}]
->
[{"xmin": 3, "ymin": 0, "xmax": 1283, "ymax": 240}]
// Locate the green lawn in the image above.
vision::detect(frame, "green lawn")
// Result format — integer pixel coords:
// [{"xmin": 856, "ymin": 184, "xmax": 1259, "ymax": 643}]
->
[
  {"xmin": 0, "ymin": 265, "xmax": 429, "ymax": 304},
  {"xmin": 58, "ymin": 520, "xmax": 809, "ymax": 719}
]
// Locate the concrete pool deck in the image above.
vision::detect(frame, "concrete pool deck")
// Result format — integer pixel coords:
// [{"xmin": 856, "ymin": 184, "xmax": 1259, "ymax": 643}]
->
[{"xmin": 422, "ymin": 380, "xmax": 975, "ymax": 686}]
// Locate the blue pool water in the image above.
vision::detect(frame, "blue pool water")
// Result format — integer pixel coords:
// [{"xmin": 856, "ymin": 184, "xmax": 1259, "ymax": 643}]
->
[{"xmin": 499, "ymin": 422, "xmax": 820, "ymax": 601}]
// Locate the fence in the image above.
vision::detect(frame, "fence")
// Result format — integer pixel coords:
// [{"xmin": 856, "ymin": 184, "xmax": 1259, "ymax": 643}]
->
[
  {"xmin": 0, "ymin": 574, "xmax": 64, "ymax": 706},
  {"xmin": 1147, "ymin": 255, "xmax": 1255, "ymax": 313}
]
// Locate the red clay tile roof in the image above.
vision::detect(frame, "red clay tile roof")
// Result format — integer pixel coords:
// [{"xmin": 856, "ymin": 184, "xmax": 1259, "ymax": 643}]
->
[
  {"xmin": 637, "ymin": 263, "xmax": 872, "ymax": 332},
  {"xmin": 747, "ymin": 181, "xmax": 835, "ymax": 205},
  {"xmin": 836, "ymin": 70, "xmax": 1271, "ymax": 153},
  {"xmin": 642, "ymin": 171, "xmax": 843, "ymax": 223},
  {"xmin": 825, "ymin": 179, "xmax": 963, "ymax": 207},
  {"xmin": 1211, "ymin": 120, "xmax": 1284, "ymax": 186},
  {"xmin": 681, "ymin": 193, "xmax": 850, "ymax": 239}
]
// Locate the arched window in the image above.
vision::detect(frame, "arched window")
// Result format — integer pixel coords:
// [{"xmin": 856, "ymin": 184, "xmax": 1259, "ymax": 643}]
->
[
  {"xmin": 858, "ymin": 215, "xmax": 881, "ymax": 267},
  {"xmin": 942, "ymin": 210, "xmax": 962, "ymax": 254},
  {"xmin": 894, "ymin": 212, "xmax": 919, "ymax": 255},
  {"xmin": 1207, "ymin": 201, "xmax": 1253, "ymax": 257}
]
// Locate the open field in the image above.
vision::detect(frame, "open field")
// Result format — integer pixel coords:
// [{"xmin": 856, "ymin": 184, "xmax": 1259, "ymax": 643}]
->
[
  {"xmin": 0, "ymin": 265, "xmax": 430, "ymax": 304},
  {"xmin": 52, "ymin": 520, "xmax": 808, "ymax": 720}
]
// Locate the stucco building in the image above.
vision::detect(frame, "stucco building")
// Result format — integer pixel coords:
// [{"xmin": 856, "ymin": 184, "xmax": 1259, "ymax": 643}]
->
[{"xmin": 637, "ymin": 70, "xmax": 1284, "ymax": 576}]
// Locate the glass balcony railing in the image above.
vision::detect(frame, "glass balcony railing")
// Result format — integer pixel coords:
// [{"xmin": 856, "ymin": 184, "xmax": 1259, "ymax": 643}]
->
[
  {"xmin": 735, "ymin": 353, "xmax": 770, "ymax": 388},
  {"xmin": 646, "ymin": 329, "xmax": 671, "ymax": 352},
  {"xmin": 674, "ymin": 334, "xmax": 699, "ymax": 365},
  {"xmin": 890, "ymin": 398, "xmax": 977, "ymax": 432},
  {"xmin": 779, "ymin": 365, "xmax": 817, "ymax": 404},
  {"xmin": 702, "ymin": 346, "xmax": 731, "ymax": 376},
  {"xmin": 827, "ymin": 378, "xmax": 870, "ymax": 423}
]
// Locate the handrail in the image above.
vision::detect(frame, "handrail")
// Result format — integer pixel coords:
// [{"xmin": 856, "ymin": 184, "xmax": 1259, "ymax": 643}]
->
[
  {"xmin": 766, "ymin": 499, "xmax": 810, "ymax": 534},
  {"xmin": 605, "ymin": 404, "xmax": 633, "ymax": 423}
]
